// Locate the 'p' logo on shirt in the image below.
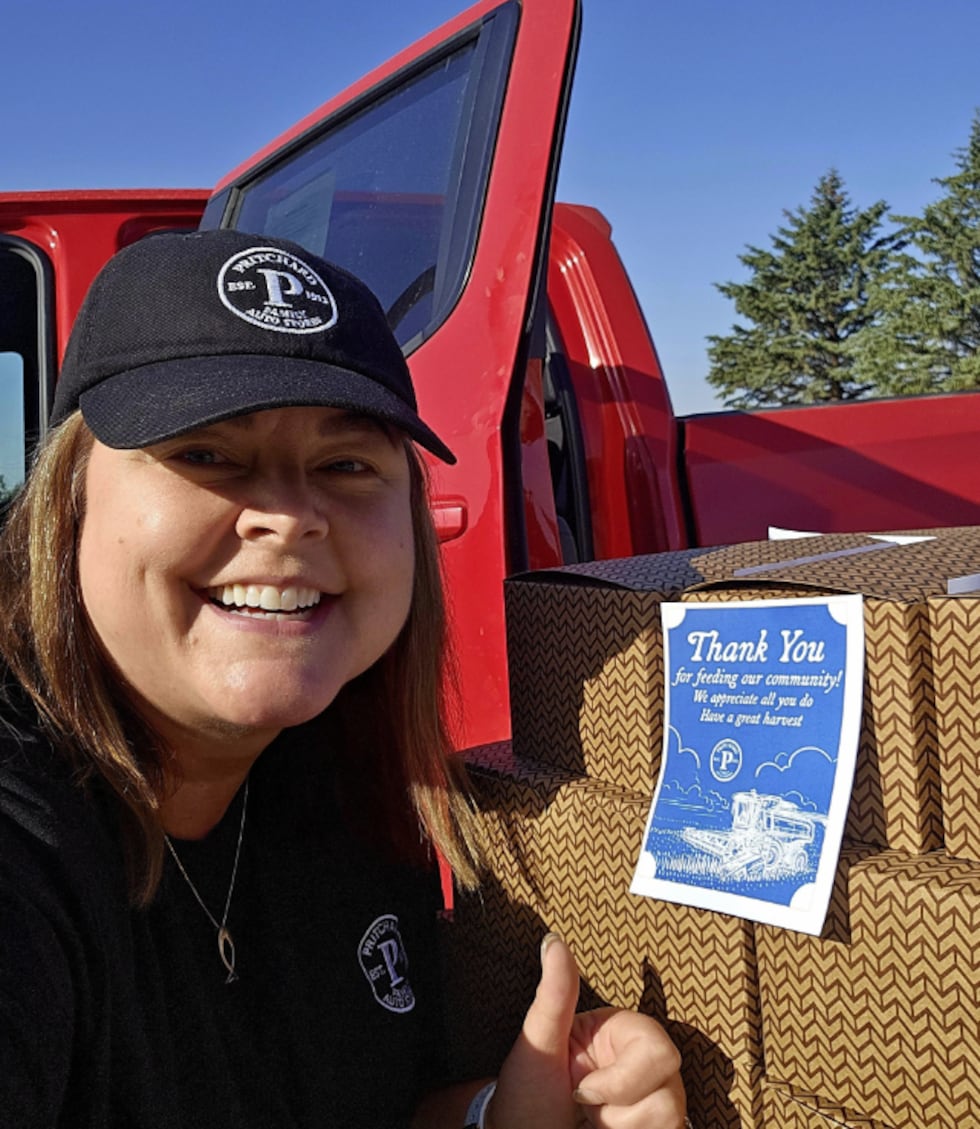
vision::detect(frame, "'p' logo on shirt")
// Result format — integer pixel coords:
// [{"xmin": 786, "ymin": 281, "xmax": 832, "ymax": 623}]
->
[{"xmin": 358, "ymin": 914, "xmax": 416, "ymax": 1013}]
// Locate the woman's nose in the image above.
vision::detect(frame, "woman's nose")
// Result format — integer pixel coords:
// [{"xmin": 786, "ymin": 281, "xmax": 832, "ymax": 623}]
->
[{"xmin": 234, "ymin": 475, "xmax": 329, "ymax": 544}]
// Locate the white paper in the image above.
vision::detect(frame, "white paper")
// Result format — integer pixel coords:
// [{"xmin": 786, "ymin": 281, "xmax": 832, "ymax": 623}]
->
[
  {"xmin": 767, "ymin": 525, "xmax": 934, "ymax": 546},
  {"xmin": 947, "ymin": 573, "xmax": 980, "ymax": 595},
  {"xmin": 630, "ymin": 595, "xmax": 865, "ymax": 935}
]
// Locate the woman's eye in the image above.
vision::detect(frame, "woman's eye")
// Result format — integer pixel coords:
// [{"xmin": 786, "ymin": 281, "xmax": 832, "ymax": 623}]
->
[
  {"xmin": 325, "ymin": 458, "xmax": 370, "ymax": 474},
  {"xmin": 178, "ymin": 449, "xmax": 227, "ymax": 466}
]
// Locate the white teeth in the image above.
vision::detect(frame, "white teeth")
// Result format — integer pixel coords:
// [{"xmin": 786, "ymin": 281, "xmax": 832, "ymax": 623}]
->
[{"xmin": 208, "ymin": 584, "xmax": 322, "ymax": 612}]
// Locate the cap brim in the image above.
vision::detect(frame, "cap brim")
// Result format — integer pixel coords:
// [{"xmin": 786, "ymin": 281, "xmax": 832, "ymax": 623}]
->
[{"xmin": 78, "ymin": 354, "xmax": 456, "ymax": 464}]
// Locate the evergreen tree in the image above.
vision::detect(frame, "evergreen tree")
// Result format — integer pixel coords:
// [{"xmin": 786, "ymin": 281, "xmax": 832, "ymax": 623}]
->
[
  {"xmin": 706, "ymin": 170, "xmax": 901, "ymax": 409},
  {"xmin": 857, "ymin": 111, "xmax": 980, "ymax": 394}
]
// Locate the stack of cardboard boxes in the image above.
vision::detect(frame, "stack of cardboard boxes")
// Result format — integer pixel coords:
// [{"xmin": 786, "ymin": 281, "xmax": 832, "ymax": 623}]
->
[{"xmin": 442, "ymin": 531, "xmax": 980, "ymax": 1128}]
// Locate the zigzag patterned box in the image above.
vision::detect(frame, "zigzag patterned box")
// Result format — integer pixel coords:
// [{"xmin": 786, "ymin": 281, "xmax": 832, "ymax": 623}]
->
[
  {"xmin": 448, "ymin": 742, "xmax": 765, "ymax": 1129},
  {"xmin": 761, "ymin": 1082, "xmax": 894, "ymax": 1128},
  {"xmin": 928, "ymin": 594, "xmax": 980, "ymax": 860},
  {"xmin": 506, "ymin": 546, "xmax": 711, "ymax": 794},
  {"xmin": 756, "ymin": 848, "xmax": 980, "ymax": 1128},
  {"xmin": 506, "ymin": 528, "xmax": 980, "ymax": 853}
]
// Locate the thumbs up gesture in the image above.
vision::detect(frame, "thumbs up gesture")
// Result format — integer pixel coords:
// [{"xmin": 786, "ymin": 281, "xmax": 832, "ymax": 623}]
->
[{"xmin": 489, "ymin": 935, "xmax": 686, "ymax": 1129}]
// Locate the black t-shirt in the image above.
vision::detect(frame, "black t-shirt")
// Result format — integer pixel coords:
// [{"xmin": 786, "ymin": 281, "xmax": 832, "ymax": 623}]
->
[{"xmin": 0, "ymin": 710, "xmax": 445, "ymax": 1129}]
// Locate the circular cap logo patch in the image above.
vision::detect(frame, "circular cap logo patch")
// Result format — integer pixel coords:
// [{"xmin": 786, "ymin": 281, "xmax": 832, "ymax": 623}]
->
[{"xmin": 217, "ymin": 245, "xmax": 338, "ymax": 334}]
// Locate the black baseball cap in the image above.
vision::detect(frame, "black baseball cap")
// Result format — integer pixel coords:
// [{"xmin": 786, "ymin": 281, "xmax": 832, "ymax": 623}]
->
[{"xmin": 51, "ymin": 228, "xmax": 455, "ymax": 464}]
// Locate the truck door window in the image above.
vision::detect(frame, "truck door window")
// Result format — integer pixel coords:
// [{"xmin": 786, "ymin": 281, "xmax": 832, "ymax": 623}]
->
[
  {"xmin": 225, "ymin": 6, "xmax": 516, "ymax": 351},
  {"xmin": 0, "ymin": 354, "xmax": 24, "ymax": 503},
  {"xmin": 0, "ymin": 239, "xmax": 53, "ymax": 501}
]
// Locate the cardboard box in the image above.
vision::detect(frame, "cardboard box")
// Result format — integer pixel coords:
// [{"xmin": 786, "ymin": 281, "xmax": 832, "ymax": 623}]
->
[
  {"xmin": 505, "ymin": 537, "xmax": 872, "ymax": 794},
  {"xmin": 506, "ymin": 529, "xmax": 980, "ymax": 852},
  {"xmin": 505, "ymin": 546, "xmax": 709, "ymax": 794},
  {"xmin": 928, "ymin": 594, "xmax": 980, "ymax": 860},
  {"xmin": 756, "ymin": 848, "xmax": 980, "ymax": 1128},
  {"xmin": 484, "ymin": 531, "xmax": 980, "ymax": 1124},
  {"xmin": 761, "ymin": 1082, "xmax": 893, "ymax": 1128},
  {"xmin": 447, "ymin": 742, "xmax": 765, "ymax": 1129}
]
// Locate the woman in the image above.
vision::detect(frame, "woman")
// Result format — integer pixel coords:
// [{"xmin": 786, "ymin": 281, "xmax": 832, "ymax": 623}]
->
[{"xmin": 0, "ymin": 229, "xmax": 686, "ymax": 1128}]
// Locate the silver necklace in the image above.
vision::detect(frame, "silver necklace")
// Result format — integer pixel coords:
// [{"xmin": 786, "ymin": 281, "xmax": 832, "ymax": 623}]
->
[{"xmin": 164, "ymin": 779, "xmax": 249, "ymax": 985}]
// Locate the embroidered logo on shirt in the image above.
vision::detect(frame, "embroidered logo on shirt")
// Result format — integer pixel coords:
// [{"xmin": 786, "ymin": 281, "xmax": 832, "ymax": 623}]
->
[{"xmin": 358, "ymin": 914, "xmax": 416, "ymax": 1013}]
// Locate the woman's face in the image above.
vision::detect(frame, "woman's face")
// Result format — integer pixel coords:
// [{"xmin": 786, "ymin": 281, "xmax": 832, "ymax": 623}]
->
[{"xmin": 77, "ymin": 406, "xmax": 416, "ymax": 761}]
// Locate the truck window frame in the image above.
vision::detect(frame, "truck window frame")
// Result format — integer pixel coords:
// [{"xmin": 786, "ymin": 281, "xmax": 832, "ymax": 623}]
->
[
  {"xmin": 0, "ymin": 235, "xmax": 56, "ymax": 498},
  {"xmin": 543, "ymin": 312, "xmax": 594, "ymax": 562}
]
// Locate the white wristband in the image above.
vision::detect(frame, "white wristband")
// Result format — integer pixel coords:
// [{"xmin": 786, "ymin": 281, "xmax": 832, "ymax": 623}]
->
[{"xmin": 462, "ymin": 1081, "xmax": 496, "ymax": 1129}]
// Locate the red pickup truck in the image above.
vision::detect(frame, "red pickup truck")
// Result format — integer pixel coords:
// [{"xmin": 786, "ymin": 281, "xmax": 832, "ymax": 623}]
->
[{"xmin": 2, "ymin": 0, "xmax": 979, "ymax": 752}]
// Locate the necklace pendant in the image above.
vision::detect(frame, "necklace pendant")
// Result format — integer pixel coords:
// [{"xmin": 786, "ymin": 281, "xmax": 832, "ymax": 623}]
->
[
  {"xmin": 218, "ymin": 926, "xmax": 238, "ymax": 984},
  {"xmin": 165, "ymin": 778, "xmax": 248, "ymax": 986}
]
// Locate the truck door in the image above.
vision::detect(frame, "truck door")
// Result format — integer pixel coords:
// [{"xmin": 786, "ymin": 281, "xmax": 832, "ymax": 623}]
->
[
  {"xmin": 0, "ymin": 192, "xmax": 209, "ymax": 505},
  {"xmin": 200, "ymin": 0, "xmax": 581, "ymax": 750}
]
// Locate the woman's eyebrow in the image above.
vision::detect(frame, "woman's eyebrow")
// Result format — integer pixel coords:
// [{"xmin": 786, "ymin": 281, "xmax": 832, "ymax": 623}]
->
[
  {"xmin": 180, "ymin": 410, "xmax": 394, "ymax": 444},
  {"xmin": 318, "ymin": 411, "xmax": 392, "ymax": 440}
]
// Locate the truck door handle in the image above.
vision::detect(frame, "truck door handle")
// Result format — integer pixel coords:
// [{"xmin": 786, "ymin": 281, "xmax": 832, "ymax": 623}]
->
[{"xmin": 430, "ymin": 501, "xmax": 468, "ymax": 542}]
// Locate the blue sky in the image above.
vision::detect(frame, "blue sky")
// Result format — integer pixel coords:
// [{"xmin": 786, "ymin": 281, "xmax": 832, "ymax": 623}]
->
[{"xmin": 5, "ymin": 0, "xmax": 979, "ymax": 417}]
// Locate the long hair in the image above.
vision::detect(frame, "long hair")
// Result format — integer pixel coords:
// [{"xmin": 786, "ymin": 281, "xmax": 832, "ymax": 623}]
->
[
  {"xmin": 0, "ymin": 414, "xmax": 484, "ymax": 904},
  {"xmin": 327, "ymin": 442, "xmax": 486, "ymax": 885}
]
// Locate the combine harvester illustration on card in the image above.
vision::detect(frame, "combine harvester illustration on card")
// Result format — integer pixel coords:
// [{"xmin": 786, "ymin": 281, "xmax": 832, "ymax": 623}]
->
[{"xmin": 679, "ymin": 788, "xmax": 827, "ymax": 882}]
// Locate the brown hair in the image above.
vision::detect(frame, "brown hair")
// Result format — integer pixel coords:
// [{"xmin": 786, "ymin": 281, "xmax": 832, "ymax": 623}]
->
[
  {"xmin": 0, "ymin": 413, "xmax": 484, "ymax": 904},
  {"xmin": 326, "ymin": 444, "xmax": 487, "ymax": 883}
]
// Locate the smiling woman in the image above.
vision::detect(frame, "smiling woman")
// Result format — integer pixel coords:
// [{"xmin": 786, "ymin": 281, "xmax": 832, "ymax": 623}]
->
[{"xmin": 0, "ymin": 229, "xmax": 685, "ymax": 1129}]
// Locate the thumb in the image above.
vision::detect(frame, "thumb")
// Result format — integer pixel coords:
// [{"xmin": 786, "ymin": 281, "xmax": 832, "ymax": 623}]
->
[
  {"xmin": 522, "ymin": 933, "xmax": 580, "ymax": 1055},
  {"xmin": 492, "ymin": 934, "xmax": 580, "ymax": 1128}
]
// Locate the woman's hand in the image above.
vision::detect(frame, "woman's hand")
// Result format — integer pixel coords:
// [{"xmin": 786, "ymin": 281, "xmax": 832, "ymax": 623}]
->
[{"xmin": 489, "ymin": 934, "xmax": 686, "ymax": 1129}]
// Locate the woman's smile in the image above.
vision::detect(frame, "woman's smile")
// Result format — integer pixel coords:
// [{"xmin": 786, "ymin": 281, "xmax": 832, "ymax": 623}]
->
[
  {"xmin": 205, "ymin": 583, "xmax": 324, "ymax": 615},
  {"xmin": 197, "ymin": 585, "xmax": 338, "ymax": 633}
]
